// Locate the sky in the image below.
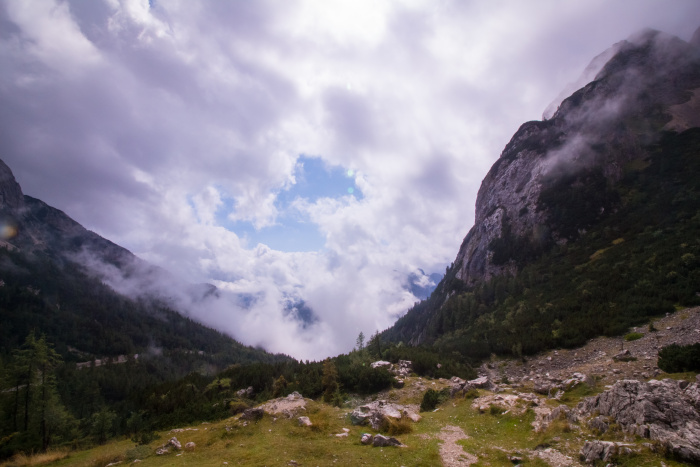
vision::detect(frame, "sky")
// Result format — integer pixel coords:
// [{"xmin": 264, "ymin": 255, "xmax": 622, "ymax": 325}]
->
[{"xmin": 1, "ymin": 0, "xmax": 699, "ymax": 361}]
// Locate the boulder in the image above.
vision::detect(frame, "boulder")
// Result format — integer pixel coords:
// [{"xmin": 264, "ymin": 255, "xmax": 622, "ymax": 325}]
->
[
  {"xmin": 394, "ymin": 360, "xmax": 412, "ymax": 377},
  {"xmin": 184, "ymin": 442, "xmax": 196, "ymax": 452},
  {"xmin": 587, "ymin": 416, "xmax": 609, "ymax": 434},
  {"xmin": 578, "ymin": 379, "xmax": 700, "ymax": 463},
  {"xmin": 372, "ymin": 434, "xmax": 402, "ymax": 447},
  {"xmin": 451, "ymin": 375, "xmax": 498, "ymax": 398},
  {"xmin": 370, "ymin": 360, "xmax": 392, "ymax": 369},
  {"xmin": 349, "ymin": 400, "xmax": 417, "ymax": 430},
  {"xmin": 167, "ymin": 437, "xmax": 181, "ymax": 450},
  {"xmin": 545, "ymin": 405, "xmax": 577, "ymax": 424},
  {"xmin": 580, "ymin": 440, "xmax": 635, "ymax": 463},
  {"xmin": 562, "ymin": 372, "xmax": 594, "ymax": 390},
  {"xmin": 297, "ymin": 416, "xmax": 312, "ymax": 427},
  {"xmin": 236, "ymin": 386, "xmax": 254, "ymax": 398},
  {"xmin": 360, "ymin": 433, "xmax": 373, "ymax": 445},
  {"xmin": 155, "ymin": 437, "xmax": 182, "ymax": 455},
  {"xmin": 612, "ymin": 349, "xmax": 635, "ymax": 362}
]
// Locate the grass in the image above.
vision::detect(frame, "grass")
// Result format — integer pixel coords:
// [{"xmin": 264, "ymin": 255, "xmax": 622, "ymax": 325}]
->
[
  {"xmin": 0, "ymin": 449, "xmax": 69, "ymax": 467},
  {"xmin": 40, "ymin": 376, "xmax": 698, "ymax": 466}
]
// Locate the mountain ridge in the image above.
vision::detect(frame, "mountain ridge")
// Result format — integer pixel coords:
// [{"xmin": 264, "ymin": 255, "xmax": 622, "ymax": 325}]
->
[
  {"xmin": 455, "ymin": 28, "xmax": 700, "ymax": 287},
  {"xmin": 383, "ymin": 28, "xmax": 700, "ymax": 350}
]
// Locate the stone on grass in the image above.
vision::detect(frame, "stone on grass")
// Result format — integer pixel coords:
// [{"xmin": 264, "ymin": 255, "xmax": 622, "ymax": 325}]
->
[
  {"xmin": 372, "ymin": 434, "xmax": 402, "ymax": 447},
  {"xmin": 297, "ymin": 416, "xmax": 312, "ymax": 427}
]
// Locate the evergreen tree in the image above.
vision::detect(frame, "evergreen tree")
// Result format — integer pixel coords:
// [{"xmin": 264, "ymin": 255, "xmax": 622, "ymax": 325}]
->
[
  {"xmin": 355, "ymin": 332, "xmax": 365, "ymax": 351},
  {"xmin": 321, "ymin": 359, "xmax": 338, "ymax": 404}
]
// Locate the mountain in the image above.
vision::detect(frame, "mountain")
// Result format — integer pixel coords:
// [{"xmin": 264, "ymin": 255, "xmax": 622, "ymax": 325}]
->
[
  {"xmin": 0, "ymin": 157, "xmax": 282, "ymax": 366},
  {"xmin": 383, "ymin": 28, "xmax": 700, "ymax": 354},
  {"xmin": 406, "ymin": 269, "xmax": 443, "ymax": 301}
]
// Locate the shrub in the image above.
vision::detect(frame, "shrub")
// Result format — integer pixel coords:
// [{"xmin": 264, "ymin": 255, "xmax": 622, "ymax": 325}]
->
[
  {"xmin": 229, "ymin": 400, "xmax": 249, "ymax": 415},
  {"xmin": 125, "ymin": 445, "xmax": 151, "ymax": 462},
  {"xmin": 381, "ymin": 416, "xmax": 414, "ymax": 435},
  {"xmin": 624, "ymin": 332, "xmax": 644, "ymax": 341},
  {"xmin": 420, "ymin": 388, "xmax": 450, "ymax": 412},
  {"xmin": 658, "ymin": 343, "xmax": 700, "ymax": 373}
]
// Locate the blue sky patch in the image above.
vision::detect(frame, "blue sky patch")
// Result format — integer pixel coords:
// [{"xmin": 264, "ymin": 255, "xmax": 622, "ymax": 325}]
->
[{"xmin": 219, "ymin": 156, "xmax": 362, "ymax": 252}]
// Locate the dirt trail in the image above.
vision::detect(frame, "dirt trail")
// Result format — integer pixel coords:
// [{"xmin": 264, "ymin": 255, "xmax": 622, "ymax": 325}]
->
[{"xmin": 437, "ymin": 425, "xmax": 478, "ymax": 466}]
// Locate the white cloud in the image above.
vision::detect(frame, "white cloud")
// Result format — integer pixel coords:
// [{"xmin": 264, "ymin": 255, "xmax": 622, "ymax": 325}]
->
[{"xmin": 1, "ymin": 0, "xmax": 700, "ymax": 359}]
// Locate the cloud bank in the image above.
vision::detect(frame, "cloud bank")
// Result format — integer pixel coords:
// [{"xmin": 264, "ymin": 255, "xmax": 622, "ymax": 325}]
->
[{"xmin": 1, "ymin": 0, "xmax": 699, "ymax": 360}]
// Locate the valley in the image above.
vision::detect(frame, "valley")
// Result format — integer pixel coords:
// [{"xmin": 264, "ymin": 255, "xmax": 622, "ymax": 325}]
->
[{"xmin": 9, "ymin": 306, "xmax": 696, "ymax": 467}]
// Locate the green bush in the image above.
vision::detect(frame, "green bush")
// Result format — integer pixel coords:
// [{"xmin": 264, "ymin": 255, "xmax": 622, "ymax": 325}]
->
[
  {"xmin": 229, "ymin": 401, "xmax": 249, "ymax": 415},
  {"xmin": 624, "ymin": 332, "xmax": 644, "ymax": 341},
  {"xmin": 658, "ymin": 343, "xmax": 700, "ymax": 373},
  {"xmin": 420, "ymin": 388, "xmax": 450, "ymax": 412}
]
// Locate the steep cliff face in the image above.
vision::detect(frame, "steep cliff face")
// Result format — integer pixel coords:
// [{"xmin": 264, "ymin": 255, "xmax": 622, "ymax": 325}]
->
[
  {"xmin": 0, "ymin": 158, "xmax": 162, "ymax": 287},
  {"xmin": 455, "ymin": 29, "xmax": 700, "ymax": 286},
  {"xmin": 0, "ymin": 159, "xmax": 24, "ymax": 210}
]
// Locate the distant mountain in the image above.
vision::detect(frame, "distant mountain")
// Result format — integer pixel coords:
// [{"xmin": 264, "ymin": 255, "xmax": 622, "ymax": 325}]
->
[
  {"xmin": 384, "ymin": 28, "xmax": 700, "ymax": 354},
  {"xmin": 406, "ymin": 269, "xmax": 443, "ymax": 300},
  {"xmin": 0, "ymin": 158, "xmax": 283, "ymax": 367}
]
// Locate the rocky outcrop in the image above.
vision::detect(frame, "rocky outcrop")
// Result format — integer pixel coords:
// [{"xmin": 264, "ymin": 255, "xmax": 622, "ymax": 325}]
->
[
  {"xmin": 450, "ymin": 375, "xmax": 498, "ymax": 397},
  {"xmin": 532, "ymin": 372, "xmax": 593, "ymax": 398},
  {"xmin": 349, "ymin": 400, "xmax": 420, "ymax": 430},
  {"xmin": 578, "ymin": 379, "xmax": 700, "ymax": 463},
  {"xmin": 452, "ymin": 30, "xmax": 700, "ymax": 286},
  {"xmin": 155, "ymin": 437, "xmax": 182, "ymax": 455},
  {"xmin": 0, "ymin": 159, "xmax": 24, "ymax": 211},
  {"xmin": 580, "ymin": 440, "xmax": 636, "ymax": 464},
  {"xmin": 259, "ymin": 392, "xmax": 307, "ymax": 418},
  {"xmin": 369, "ymin": 360, "xmax": 413, "ymax": 377},
  {"xmin": 236, "ymin": 386, "xmax": 254, "ymax": 398}
]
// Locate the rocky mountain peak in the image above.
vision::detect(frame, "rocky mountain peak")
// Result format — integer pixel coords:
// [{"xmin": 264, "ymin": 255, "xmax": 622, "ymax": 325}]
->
[
  {"xmin": 0, "ymin": 158, "xmax": 24, "ymax": 210},
  {"xmin": 453, "ymin": 29, "xmax": 700, "ymax": 286}
]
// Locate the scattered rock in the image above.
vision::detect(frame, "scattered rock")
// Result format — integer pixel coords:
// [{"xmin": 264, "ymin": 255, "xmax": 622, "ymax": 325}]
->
[
  {"xmin": 580, "ymin": 440, "xmax": 636, "ymax": 463},
  {"xmin": 155, "ymin": 437, "xmax": 182, "ymax": 455},
  {"xmin": 297, "ymin": 416, "xmax": 312, "ymax": 427},
  {"xmin": 349, "ymin": 400, "xmax": 418, "ymax": 430},
  {"xmin": 612, "ymin": 349, "xmax": 635, "ymax": 362},
  {"xmin": 588, "ymin": 416, "xmax": 610, "ymax": 434},
  {"xmin": 451, "ymin": 375, "xmax": 498, "ymax": 397},
  {"xmin": 394, "ymin": 360, "xmax": 413, "ymax": 377},
  {"xmin": 562, "ymin": 372, "xmax": 594, "ymax": 389},
  {"xmin": 360, "ymin": 433, "xmax": 373, "ymax": 445},
  {"xmin": 578, "ymin": 379, "xmax": 700, "ymax": 463},
  {"xmin": 372, "ymin": 434, "xmax": 402, "ymax": 447},
  {"xmin": 184, "ymin": 441, "xmax": 196, "ymax": 452}
]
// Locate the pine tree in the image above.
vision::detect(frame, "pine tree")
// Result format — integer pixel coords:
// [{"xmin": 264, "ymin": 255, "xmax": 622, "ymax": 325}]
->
[
  {"xmin": 355, "ymin": 332, "xmax": 365, "ymax": 351},
  {"xmin": 321, "ymin": 359, "xmax": 338, "ymax": 404}
]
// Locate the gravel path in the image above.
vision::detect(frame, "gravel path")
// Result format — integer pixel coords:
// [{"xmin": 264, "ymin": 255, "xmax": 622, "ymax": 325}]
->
[{"xmin": 437, "ymin": 425, "xmax": 478, "ymax": 466}]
